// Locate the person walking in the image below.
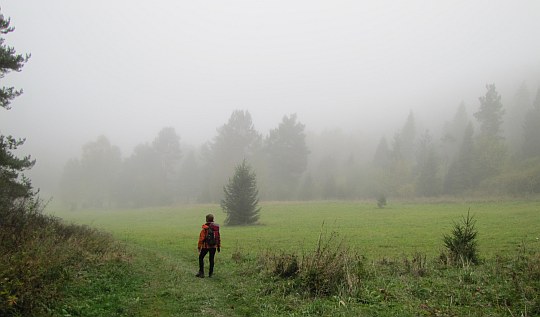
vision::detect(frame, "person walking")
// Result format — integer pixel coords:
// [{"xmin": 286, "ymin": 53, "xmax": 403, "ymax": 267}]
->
[{"xmin": 196, "ymin": 213, "xmax": 221, "ymax": 278}]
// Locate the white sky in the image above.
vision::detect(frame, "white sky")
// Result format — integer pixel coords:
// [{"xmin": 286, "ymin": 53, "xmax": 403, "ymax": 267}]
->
[{"xmin": 1, "ymin": 1, "xmax": 540, "ymax": 189}]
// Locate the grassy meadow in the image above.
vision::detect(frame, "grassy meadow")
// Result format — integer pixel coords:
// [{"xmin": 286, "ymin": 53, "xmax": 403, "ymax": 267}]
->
[{"xmin": 47, "ymin": 200, "xmax": 540, "ymax": 316}]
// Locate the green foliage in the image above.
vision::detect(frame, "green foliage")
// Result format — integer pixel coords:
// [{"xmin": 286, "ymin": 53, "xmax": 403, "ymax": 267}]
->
[
  {"xmin": 261, "ymin": 230, "xmax": 365, "ymax": 298},
  {"xmin": 0, "ymin": 11, "xmax": 34, "ymax": 207},
  {"xmin": 0, "ymin": 12, "xmax": 30, "ymax": 110},
  {"xmin": 0, "ymin": 136, "xmax": 35, "ymax": 206},
  {"xmin": 299, "ymin": 231, "xmax": 364, "ymax": 297},
  {"xmin": 0, "ymin": 200, "xmax": 133, "ymax": 316},
  {"xmin": 259, "ymin": 228, "xmax": 539, "ymax": 316},
  {"xmin": 443, "ymin": 210, "xmax": 479, "ymax": 265},
  {"xmin": 261, "ymin": 251, "xmax": 300, "ymax": 278},
  {"xmin": 221, "ymin": 159, "xmax": 261, "ymax": 225},
  {"xmin": 474, "ymin": 84, "xmax": 505, "ymax": 139},
  {"xmin": 471, "ymin": 84, "xmax": 508, "ymax": 184}
]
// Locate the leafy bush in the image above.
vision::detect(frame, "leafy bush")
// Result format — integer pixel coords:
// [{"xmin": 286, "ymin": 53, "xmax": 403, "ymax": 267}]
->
[{"xmin": 442, "ymin": 210, "xmax": 479, "ymax": 265}]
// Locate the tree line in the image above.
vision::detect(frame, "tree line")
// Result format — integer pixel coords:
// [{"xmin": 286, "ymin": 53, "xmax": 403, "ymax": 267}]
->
[{"xmin": 58, "ymin": 83, "xmax": 540, "ymax": 209}]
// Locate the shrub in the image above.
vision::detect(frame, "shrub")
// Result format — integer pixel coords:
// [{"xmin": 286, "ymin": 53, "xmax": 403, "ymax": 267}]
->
[
  {"xmin": 442, "ymin": 209, "xmax": 479, "ymax": 265},
  {"xmin": 261, "ymin": 229, "xmax": 365, "ymax": 298},
  {"xmin": 261, "ymin": 252, "xmax": 299, "ymax": 278},
  {"xmin": 402, "ymin": 252, "xmax": 428, "ymax": 277}
]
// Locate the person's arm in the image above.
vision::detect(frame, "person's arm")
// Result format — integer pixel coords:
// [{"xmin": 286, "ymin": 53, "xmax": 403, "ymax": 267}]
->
[
  {"xmin": 215, "ymin": 229, "xmax": 221, "ymax": 252},
  {"xmin": 198, "ymin": 229, "xmax": 205, "ymax": 251}
]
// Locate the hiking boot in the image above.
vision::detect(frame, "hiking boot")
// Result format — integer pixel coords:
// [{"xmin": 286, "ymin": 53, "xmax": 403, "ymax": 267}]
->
[{"xmin": 195, "ymin": 272, "xmax": 204, "ymax": 278}]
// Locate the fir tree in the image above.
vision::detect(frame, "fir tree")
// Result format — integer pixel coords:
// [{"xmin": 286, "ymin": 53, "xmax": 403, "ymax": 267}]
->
[
  {"xmin": 0, "ymin": 11, "xmax": 34, "ymax": 207},
  {"xmin": 473, "ymin": 84, "xmax": 507, "ymax": 181},
  {"xmin": 221, "ymin": 160, "xmax": 261, "ymax": 225}
]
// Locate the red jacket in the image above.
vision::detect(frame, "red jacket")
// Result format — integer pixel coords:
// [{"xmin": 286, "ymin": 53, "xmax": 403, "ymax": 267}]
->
[{"xmin": 198, "ymin": 222, "xmax": 221, "ymax": 250}]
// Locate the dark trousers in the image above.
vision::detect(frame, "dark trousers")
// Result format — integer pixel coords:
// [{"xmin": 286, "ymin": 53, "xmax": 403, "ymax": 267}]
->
[{"xmin": 198, "ymin": 248, "xmax": 216, "ymax": 276}]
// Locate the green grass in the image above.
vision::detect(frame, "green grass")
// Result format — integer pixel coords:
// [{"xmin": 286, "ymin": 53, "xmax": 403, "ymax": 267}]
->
[
  {"xmin": 47, "ymin": 200, "xmax": 540, "ymax": 316},
  {"xmin": 51, "ymin": 200, "xmax": 540, "ymax": 258}
]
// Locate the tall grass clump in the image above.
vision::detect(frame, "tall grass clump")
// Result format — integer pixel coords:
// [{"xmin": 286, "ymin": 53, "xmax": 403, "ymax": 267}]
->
[
  {"xmin": 301, "ymin": 231, "xmax": 365, "ymax": 297},
  {"xmin": 261, "ymin": 228, "xmax": 365, "ymax": 298},
  {"xmin": 0, "ymin": 198, "xmax": 130, "ymax": 316},
  {"xmin": 489, "ymin": 243, "xmax": 540, "ymax": 315}
]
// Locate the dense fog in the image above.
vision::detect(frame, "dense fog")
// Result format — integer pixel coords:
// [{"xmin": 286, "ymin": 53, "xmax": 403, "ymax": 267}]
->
[{"xmin": 1, "ymin": 1, "xmax": 539, "ymax": 207}]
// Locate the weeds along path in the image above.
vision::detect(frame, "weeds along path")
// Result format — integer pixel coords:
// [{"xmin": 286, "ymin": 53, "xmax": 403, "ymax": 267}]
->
[{"xmin": 126, "ymin": 243, "xmax": 259, "ymax": 317}]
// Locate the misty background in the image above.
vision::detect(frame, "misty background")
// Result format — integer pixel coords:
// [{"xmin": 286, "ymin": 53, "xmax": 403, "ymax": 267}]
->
[{"xmin": 1, "ymin": 1, "xmax": 540, "ymax": 206}]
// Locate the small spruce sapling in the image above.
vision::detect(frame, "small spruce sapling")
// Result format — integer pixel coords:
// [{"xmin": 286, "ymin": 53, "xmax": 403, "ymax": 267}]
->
[{"xmin": 443, "ymin": 209, "xmax": 479, "ymax": 265}]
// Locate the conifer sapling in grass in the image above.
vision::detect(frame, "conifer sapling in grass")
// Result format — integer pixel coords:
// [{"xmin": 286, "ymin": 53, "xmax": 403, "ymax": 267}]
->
[{"xmin": 443, "ymin": 209, "xmax": 479, "ymax": 265}]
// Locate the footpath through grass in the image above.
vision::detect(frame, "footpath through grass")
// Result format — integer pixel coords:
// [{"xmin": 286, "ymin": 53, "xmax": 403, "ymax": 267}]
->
[{"xmin": 49, "ymin": 200, "xmax": 540, "ymax": 316}]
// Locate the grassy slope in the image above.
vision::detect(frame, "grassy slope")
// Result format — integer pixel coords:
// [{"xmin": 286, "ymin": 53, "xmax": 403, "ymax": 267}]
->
[{"xmin": 50, "ymin": 200, "xmax": 540, "ymax": 316}]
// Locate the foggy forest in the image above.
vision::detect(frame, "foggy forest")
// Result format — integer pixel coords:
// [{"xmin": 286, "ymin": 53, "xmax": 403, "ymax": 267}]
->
[
  {"xmin": 2, "ymin": 2, "xmax": 540, "ymax": 209},
  {"xmin": 57, "ymin": 82, "xmax": 540, "ymax": 209}
]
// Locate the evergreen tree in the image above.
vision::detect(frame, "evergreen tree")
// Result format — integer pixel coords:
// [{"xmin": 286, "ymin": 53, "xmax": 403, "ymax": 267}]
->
[
  {"xmin": 415, "ymin": 130, "xmax": 441, "ymax": 196},
  {"xmin": 522, "ymin": 87, "xmax": 540, "ymax": 158},
  {"xmin": 115, "ymin": 128, "xmax": 181, "ymax": 208},
  {"xmin": 393, "ymin": 111, "xmax": 416, "ymax": 162},
  {"xmin": 474, "ymin": 84, "xmax": 505, "ymax": 139},
  {"xmin": 0, "ymin": 13, "xmax": 30, "ymax": 110},
  {"xmin": 473, "ymin": 84, "xmax": 507, "ymax": 182},
  {"xmin": 0, "ymin": 12, "xmax": 34, "ymax": 207},
  {"xmin": 117, "ymin": 143, "xmax": 162, "ymax": 207},
  {"xmin": 387, "ymin": 112, "xmax": 416, "ymax": 197},
  {"xmin": 203, "ymin": 110, "xmax": 261, "ymax": 202},
  {"xmin": 152, "ymin": 127, "xmax": 182, "ymax": 203},
  {"xmin": 264, "ymin": 114, "xmax": 309, "ymax": 200},
  {"xmin": 441, "ymin": 102, "xmax": 469, "ymax": 165},
  {"xmin": 221, "ymin": 160, "xmax": 261, "ymax": 225},
  {"xmin": 444, "ymin": 122, "xmax": 475, "ymax": 194},
  {"xmin": 59, "ymin": 136, "xmax": 121, "ymax": 208},
  {"xmin": 505, "ymin": 83, "xmax": 531, "ymax": 153}
]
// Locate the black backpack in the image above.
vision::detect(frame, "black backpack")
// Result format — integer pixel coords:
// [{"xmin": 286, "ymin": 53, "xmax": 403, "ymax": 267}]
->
[{"xmin": 205, "ymin": 225, "xmax": 216, "ymax": 247}]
